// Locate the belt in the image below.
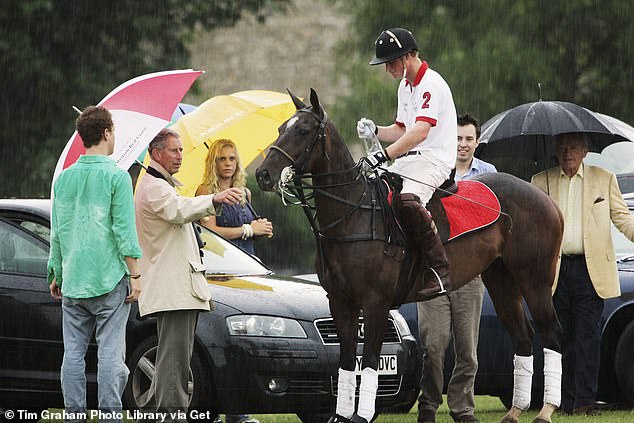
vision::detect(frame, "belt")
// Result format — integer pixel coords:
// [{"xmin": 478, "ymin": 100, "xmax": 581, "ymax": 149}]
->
[
  {"xmin": 561, "ymin": 254, "xmax": 584, "ymax": 260},
  {"xmin": 397, "ymin": 150, "xmax": 423, "ymax": 159}
]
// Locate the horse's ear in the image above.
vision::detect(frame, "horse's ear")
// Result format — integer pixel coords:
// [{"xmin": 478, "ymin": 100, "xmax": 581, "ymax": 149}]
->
[
  {"xmin": 309, "ymin": 88, "xmax": 324, "ymax": 118},
  {"xmin": 287, "ymin": 89, "xmax": 306, "ymax": 110}
]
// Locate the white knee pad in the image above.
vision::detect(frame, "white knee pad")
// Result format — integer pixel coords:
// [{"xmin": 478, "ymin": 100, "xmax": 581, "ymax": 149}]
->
[
  {"xmin": 543, "ymin": 348, "xmax": 562, "ymax": 407},
  {"xmin": 512, "ymin": 354, "xmax": 534, "ymax": 410},
  {"xmin": 357, "ymin": 367, "xmax": 378, "ymax": 422},
  {"xmin": 336, "ymin": 368, "xmax": 356, "ymax": 419}
]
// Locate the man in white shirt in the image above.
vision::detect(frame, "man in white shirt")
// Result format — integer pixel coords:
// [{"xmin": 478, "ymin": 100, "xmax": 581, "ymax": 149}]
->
[{"xmin": 358, "ymin": 28, "xmax": 458, "ymax": 300}]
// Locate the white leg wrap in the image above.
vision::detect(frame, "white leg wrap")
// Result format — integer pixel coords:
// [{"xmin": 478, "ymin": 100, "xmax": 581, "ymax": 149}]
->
[
  {"xmin": 357, "ymin": 367, "xmax": 378, "ymax": 422},
  {"xmin": 336, "ymin": 368, "xmax": 356, "ymax": 419},
  {"xmin": 512, "ymin": 354, "xmax": 534, "ymax": 410},
  {"xmin": 543, "ymin": 348, "xmax": 562, "ymax": 407}
]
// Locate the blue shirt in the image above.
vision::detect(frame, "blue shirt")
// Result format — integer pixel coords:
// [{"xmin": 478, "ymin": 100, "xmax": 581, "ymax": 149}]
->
[
  {"xmin": 48, "ymin": 155, "xmax": 142, "ymax": 298},
  {"xmin": 455, "ymin": 157, "xmax": 497, "ymax": 181}
]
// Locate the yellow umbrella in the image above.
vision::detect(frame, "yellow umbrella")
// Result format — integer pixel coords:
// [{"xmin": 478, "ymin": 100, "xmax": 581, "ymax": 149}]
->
[{"xmin": 171, "ymin": 90, "xmax": 296, "ymax": 197}]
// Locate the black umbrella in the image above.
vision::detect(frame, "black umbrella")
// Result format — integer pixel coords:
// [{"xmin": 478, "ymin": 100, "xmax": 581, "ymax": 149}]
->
[{"xmin": 475, "ymin": 101, "xmax": 632, "ymax": 181}]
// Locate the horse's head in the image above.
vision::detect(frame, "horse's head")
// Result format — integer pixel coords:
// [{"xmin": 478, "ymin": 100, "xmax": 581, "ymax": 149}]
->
[{"xmin": 256, "ymin": 88, "xmax": 341, "ymax": 192}]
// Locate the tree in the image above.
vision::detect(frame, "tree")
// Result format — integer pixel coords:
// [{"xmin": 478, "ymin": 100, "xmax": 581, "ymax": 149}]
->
[
  {"xmin": 329, "ymin": 0, "xmax": 634, "ymax": 153},
  {"xmin": 0, "ymin": 0, "xmax": 289, "ymax": 198}
]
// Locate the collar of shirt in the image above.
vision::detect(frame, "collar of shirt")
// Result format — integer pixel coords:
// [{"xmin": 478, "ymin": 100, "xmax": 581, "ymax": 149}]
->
[
  {"xmin": 77, "ymin": 154, "xmax": 117, "ymax": 165},
  {"xmin": 405, "ymin": 60, "xmax": 429, "ymax": 87},
  {"xmin": 559, "ymin": 162, "xmax": 584, "ymax": 180},
  {"xmin": 149, "ymin": 159, "xmax": 183, "ymax": 187},
  {"xmin": 456, "ymin": 157, "xmax": 484, "ymax": 180}
]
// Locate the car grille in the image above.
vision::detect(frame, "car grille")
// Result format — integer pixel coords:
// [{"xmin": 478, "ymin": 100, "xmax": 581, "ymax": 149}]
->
[
  {"xmin": 314, "ymin": 317, "xmax": 401, "ymax": 344},
  {"xmin": 287, "ymin": 377, "xmax": 329, "ymax": 394},
  {"xmin": 278, "ymin": 375, "xmax": 403, "ymax": 396},
  {"xmin": 331, "ymin": 375, "xmax": 402, "ymax": 396}
]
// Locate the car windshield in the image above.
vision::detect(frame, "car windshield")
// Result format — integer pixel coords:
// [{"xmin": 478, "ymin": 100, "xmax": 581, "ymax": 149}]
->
[
  {"xmin": 613, "ymin": 227, "xmax": 634, "ymax": 260},
  {"xmin": 196, "ymin": 223, "xmax": 272, "ymax": 277},
  {"xmin": 614, "ymin": 192, "xmax": 634, "ymax": 260},
  {"xmin": 585, "ymin": 141, "xmax": 634, "ymax": 194}
]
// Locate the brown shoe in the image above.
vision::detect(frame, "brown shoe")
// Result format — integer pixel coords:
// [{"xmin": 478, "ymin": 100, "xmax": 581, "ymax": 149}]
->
[
  {"xmin": 453, "ymin": 415, "xmax": 480, "ymax": 423},
  {"xmin": 418, "ymin": 409, "xmax": 436, "ymax": 423},
  {"xmin": 573, "ymin": 405, "xmax": 601, "ymax": 416},
  {"xmin": 450, "ymin": 411, "xmax": 480, "ymax": 423}
]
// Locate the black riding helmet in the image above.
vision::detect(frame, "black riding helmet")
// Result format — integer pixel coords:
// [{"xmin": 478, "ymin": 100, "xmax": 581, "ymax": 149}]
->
[{"xmin": 369, "ymin": 28, "xmax": 418, "ymax": 65}]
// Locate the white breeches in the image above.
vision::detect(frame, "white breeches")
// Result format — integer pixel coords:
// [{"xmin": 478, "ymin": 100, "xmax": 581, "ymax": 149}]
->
[{"xmin": 387, "ymin": 151, "xmax": 452, "ymax": 206}]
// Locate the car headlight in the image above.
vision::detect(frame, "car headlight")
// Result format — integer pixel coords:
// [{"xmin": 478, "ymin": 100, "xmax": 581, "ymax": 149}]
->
[
  {"xmin": 226, "ymin": 315, "xmax": 307, "ymax": 338},
  {"xmin": 390, "ymin": 309, "xmax": 412, "ymax": 337}
]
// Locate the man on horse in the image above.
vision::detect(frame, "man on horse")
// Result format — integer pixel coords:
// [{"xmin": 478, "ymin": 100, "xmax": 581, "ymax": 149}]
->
[{"xmin": 358, "ymin": 27, "xmax": 457, "ymax": 300}]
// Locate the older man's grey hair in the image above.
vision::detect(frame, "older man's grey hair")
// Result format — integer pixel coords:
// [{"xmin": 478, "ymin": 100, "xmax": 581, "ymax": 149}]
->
[
  {"xmin": 149, "ymin": 128, "xmax": 180, "ymax": 153},
  {"xmin": 556, "ymin": 132, "xmax": 590, "ymax": 150}
]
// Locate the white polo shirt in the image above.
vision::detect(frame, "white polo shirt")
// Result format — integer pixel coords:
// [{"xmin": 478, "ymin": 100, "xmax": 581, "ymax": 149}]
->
[{"xmin": 395, "ymin": 61, "xmax": 457, "ymax": 170}]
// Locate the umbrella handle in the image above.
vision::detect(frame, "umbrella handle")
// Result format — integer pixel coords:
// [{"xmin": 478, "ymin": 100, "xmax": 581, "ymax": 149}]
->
[
  {"xmin": 247, "ymin": 200, "xmax": 261, "ymax": 220},
  {"xmin": 134, "ymin": 159, "xmax": 148, "ymax": 170}
]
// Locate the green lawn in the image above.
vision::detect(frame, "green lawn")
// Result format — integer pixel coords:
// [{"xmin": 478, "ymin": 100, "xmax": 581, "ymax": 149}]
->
[
  {"xmin": 32, "ymin": 396, "xmax": 634, "ymax": 422},
  {"xmin": 251, "ymin": 396, "xmax": 634, "ymax": 422}
]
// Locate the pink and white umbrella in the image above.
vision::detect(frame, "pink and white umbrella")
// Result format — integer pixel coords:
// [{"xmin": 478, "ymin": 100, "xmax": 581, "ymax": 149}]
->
[{"xmin": 52, "ymin": 69, "xmax": 202, "ymax": 186}]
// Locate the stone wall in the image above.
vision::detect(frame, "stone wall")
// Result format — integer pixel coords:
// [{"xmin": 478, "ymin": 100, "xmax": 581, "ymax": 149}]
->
[{"xmin": 187, "ymin": 0, "xmax": 350, "ymax": 107}]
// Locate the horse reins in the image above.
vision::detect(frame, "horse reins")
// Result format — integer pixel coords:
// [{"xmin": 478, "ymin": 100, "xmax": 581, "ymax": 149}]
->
[
  {"xmin": 269, "ymin": 108, "xmax": 330, "ymax": 172},
  {"xmin": 269, "ymin": 107, "xmax": 405, "ymax": 304},
  {"xmin": 270, "ymin": 107, "xmax": 387, "ymax": 241}
]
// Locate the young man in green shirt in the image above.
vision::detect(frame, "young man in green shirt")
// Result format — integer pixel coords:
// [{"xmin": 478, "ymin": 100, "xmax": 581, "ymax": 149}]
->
[{"xmin": 48, "ymin": 106, "xmax": 142, "ymax": 423}]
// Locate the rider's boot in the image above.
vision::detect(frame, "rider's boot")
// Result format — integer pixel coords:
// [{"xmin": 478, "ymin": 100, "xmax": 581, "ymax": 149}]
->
[{"xmin": 396, "ymin": 193, "xmax": 451, "ymax": 300}]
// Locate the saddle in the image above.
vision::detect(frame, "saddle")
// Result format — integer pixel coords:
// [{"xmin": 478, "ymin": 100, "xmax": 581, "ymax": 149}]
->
[
  {"xmin": 381, "ymin": 171, "xmax": 501, "ymax": 244},
  {"xmin": 378, "ymin": 171, "xmax": 501, "ymax": 306}
]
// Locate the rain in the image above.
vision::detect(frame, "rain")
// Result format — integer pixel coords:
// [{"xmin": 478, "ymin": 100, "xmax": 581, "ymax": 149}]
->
[{"xmin": 2, "ymin": 0, "xmax": 634, "ymax": 420}]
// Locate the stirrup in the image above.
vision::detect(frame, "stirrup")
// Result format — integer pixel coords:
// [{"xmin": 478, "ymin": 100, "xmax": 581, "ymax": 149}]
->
[{"xmin": 428, "ymin": 268, "xmax": 448, "ymax": 294}]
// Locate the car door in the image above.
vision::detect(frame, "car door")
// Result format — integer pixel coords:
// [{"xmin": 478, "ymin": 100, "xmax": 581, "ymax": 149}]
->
[{"xmin": 0, "ymin": 216, "xmax": 64, "ymax": 396}]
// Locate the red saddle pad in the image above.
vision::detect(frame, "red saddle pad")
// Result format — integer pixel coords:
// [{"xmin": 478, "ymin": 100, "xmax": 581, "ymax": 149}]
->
[{"xmin": 440, "ymin": 180, "xmax": 501, "ymax": 241}]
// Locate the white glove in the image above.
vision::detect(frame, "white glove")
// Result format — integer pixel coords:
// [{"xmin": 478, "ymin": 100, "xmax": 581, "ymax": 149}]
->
[{"xmin": 357, "ymin": 118, "xmax": 377, "ymax": 139}]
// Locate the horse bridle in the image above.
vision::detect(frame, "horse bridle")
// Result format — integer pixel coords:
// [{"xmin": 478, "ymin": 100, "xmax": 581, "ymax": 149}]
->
[
  {"xmin": 267, "ymin": 107, "xmax": 402, "ymax": 304},
  {"xmin": 269, "ymin": 107, "xmax": 329, "ymax": 173},
  {"xmin": 267, "ymin": 106, "xmax": 385, "ymax": 239}
]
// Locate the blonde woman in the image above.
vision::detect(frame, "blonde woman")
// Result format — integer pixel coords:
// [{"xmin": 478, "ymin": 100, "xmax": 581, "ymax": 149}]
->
[{"xmin": 196, "ymin": 139, "xmax": 273, "ymax": 255}]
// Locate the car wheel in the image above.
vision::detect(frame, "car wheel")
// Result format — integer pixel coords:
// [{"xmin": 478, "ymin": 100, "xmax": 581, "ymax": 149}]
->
[
  {"xmin": 615, "ymin": 320, "xmax": 634, "ymax": 405},
  {"xmin": 124, "ymin": 336, "xmax": 218, "ymax": 421},
  {"xmin": 297, "ymin": 412, "xmax": 332, "ymax": 423}
]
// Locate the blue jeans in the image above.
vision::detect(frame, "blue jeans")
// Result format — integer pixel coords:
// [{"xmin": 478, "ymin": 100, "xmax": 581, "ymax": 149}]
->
[{"xmin": 61, "ymin": 276, "xmax": 130, "ymax": 423}]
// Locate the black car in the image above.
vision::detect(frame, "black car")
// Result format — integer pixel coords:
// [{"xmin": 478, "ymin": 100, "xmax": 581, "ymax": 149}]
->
[{"xmin": 0, "ymin": 199, "xmax": 420, "ymax": 422}]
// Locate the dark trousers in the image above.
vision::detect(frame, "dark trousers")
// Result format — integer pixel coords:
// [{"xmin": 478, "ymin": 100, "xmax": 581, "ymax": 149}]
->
[{"xmin": 554, "ymin": 255, "xmax": 604, "ymax": 411}]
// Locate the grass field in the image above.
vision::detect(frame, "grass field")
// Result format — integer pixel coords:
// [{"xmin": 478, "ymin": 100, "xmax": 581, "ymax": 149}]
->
[{"xmin": 33, "ymin": 396, "xmax": 634, "ymax": 422}]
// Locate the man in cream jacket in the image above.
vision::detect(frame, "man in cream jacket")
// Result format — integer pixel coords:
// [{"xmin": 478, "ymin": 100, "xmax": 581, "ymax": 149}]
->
[
  {"xmin": 531, "ymin": 132, "xmax": 634, "ymax": 416},
  {"xmin": 135, "ymin": 128, "xmax": 242, "ymax": 421}
]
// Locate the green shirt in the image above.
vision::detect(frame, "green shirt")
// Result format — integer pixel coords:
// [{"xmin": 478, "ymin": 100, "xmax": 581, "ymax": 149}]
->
[{"xmin": 47, "ymin": 155, "xmax": 142, "ymax": 298}]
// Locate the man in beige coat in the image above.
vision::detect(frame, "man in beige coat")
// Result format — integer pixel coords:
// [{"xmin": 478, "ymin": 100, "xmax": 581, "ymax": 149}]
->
[
  {"xmin": 135, "ymin": 128, "xmax": 242, "ymax": 422},
  {"xmin": 531, "ymin": 132, "xmax": 634, "ymax": 416}
]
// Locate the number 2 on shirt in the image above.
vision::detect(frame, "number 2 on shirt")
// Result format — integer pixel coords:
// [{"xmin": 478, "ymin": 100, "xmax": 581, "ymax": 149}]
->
[{"xmin": 421, "ymin": 92, "xmax": 431, "ymax": 109}]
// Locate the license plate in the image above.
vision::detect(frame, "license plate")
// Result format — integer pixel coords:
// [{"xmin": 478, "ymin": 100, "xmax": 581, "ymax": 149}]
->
[{"xmin": 354, "ymin": 355, "xmax": 397, "ymax": 375}]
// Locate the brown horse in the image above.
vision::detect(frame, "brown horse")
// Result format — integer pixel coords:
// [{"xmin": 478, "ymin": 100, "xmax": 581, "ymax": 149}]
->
[{"xmin": 256, "ymin": 89, "xmax": 564, "ymax": 423}]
